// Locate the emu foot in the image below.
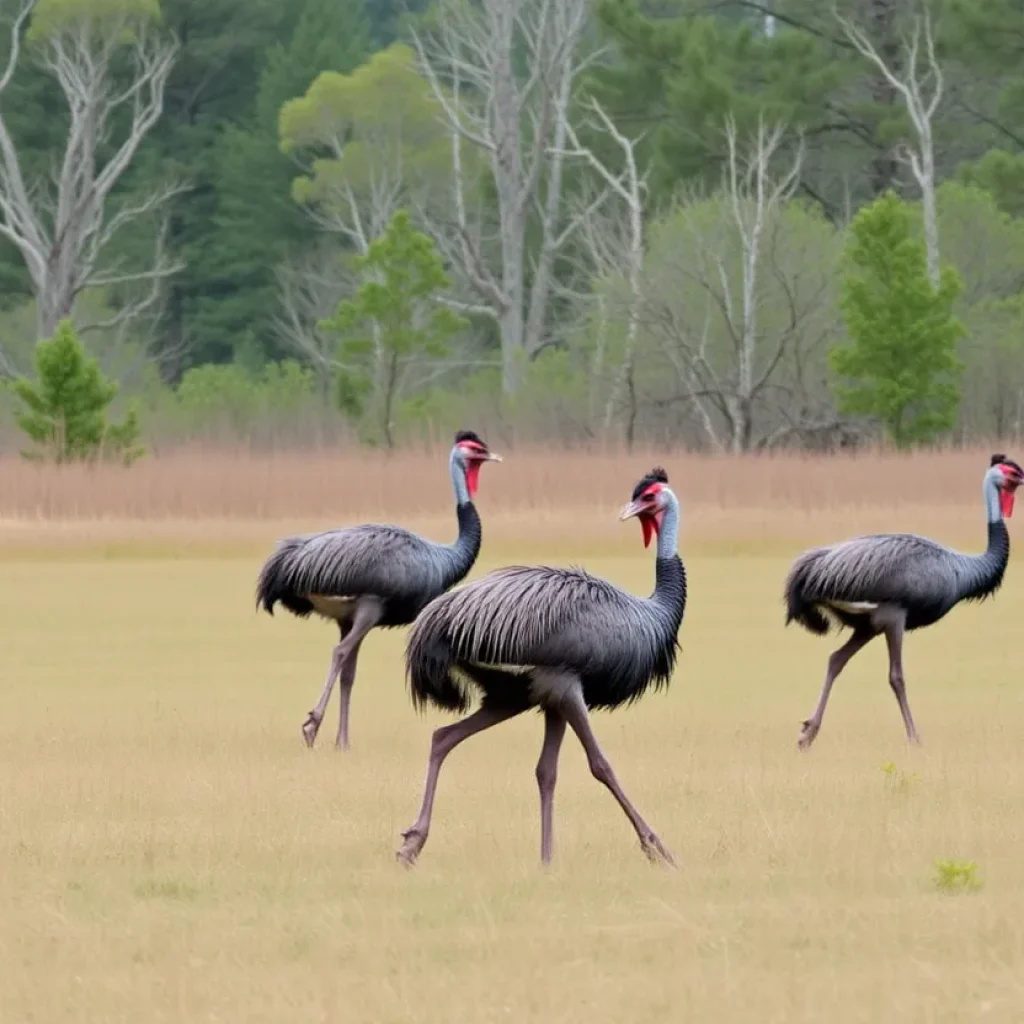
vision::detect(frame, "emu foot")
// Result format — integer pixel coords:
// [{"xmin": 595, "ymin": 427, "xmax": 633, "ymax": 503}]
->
[
  {"xmin": 301, "ymin": 711, "xmax": 322, "ymax": 748},
  {"xmin": 797, "ymin": 719, "xmax": 820, "ymax": 751},
  {"xmin": 395, "ymin": 828, "xmax": 426, "ymax": 868},
  {"xmin": 640, "ymin": 832, "xmax": 676, "ymax": 868}
]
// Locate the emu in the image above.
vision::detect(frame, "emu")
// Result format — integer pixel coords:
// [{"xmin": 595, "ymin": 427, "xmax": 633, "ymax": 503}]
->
[
  {"xmin": 785, "ymin": 454, "xmax": 1022, "ymax": 750},
  {"xmin": 396, "ymin": 468, "xmax": 686, "ymax": 867},
  {"xmin": 256, "ymin": 431, "xmax": 500, "ymax": 749}
]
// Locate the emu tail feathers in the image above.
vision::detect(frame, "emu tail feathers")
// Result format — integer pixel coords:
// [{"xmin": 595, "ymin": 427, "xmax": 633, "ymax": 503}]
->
[
  {"xmin": 407, "ymin": 630, "xmax": 471, "ymax": 713},
  {"xmin": 784, "ymin": 554, "xmax": 832, "ymax": 636},
  {"xmin": 256, "ymin": 539, "xmax": 314, "ymax": 617}
]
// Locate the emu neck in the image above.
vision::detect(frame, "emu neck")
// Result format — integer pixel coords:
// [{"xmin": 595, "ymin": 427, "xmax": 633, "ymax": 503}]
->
[
  {"xmin": 445, "ymin": 453, "xmax": 482, "ymax": 588},
  {"xmin": 450, "ymin": 451, "xmax": 470, "ymax": 506},
  {"xmin": 984, "ymin": 473, "xmax": 1001, "ymax": 524},
  {"xmin": 656, "ymin": 495, "xmax": 680, "ymax": 561},
  {"xmin": 652, "ymin": 493, "xmax": 686, "ymax": 625},
  {"xmin": 956, "ymin": 479, "xmax": 1011, "ymax": 603}
]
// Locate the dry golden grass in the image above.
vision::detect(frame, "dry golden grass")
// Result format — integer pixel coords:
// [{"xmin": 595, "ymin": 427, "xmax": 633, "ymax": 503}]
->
[
  {"xmin": 4, "ymin": 514, "xmax": 1024, "ymax": 1021},
  {"xmin": 3, "ymin": 448, "xmax": 1024, "ymax": 1021}
]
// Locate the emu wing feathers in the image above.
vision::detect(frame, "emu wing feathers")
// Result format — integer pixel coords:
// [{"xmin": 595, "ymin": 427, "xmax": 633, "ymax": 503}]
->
[
  {"xmin": 258, "ymin": 524, "xmax": 448, "ymax": 614},
  {"xmin": 788, "ymin": 533, "xmax": 958, "ymax": 609},
  {"xmin": 407, "ymin": 561, "xmax": 679, "ymax": 704},
  {"xmin": 418, "ymin": 566, "xmax": 633, "ymax": 665}
]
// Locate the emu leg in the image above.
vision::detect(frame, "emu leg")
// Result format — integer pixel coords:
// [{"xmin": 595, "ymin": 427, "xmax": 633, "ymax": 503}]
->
[
  {"xmin": 332, "ymin": 601, "xmax": 382, "ymax": 750},
  {"xmin": 333, "ymin": 638, "xmax": 364, "ymax": 751},
  {"xmin": 302, "ymin": 623, "xmax": 350, "ymax": 748},
  {"xmin": 536, "ymin": 710, "xmax": 567, "ymax": 865},
  {"xmin": 882, "ymin": 612, "xmax": 919, "ymax": 744},
  {"xmin": 799, "ymin": 625, "xmax": 875, "ymax": 750},
  {"xmin": 396, "ymin": 705, "xmax": 522, "ymax": 867},
  {"xmin": 559, "ymin": 684, "xmax": 674, "ymax": 867}
]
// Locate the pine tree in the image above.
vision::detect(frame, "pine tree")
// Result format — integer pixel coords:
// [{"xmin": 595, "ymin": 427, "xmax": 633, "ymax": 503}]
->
[
  {"xmin": 832, "ymin": 192, "xmax": 964, "ymax": 447},
  {"xmin": 11, "ymin": 320, "xmax": 144, "ymax": 464}
]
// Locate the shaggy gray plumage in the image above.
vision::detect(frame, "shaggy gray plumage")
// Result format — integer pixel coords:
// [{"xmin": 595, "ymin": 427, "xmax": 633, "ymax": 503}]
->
[
  {"xmin": 254, "ymin": 431, "xmax": 496, "ymax": 749},
  {"xmin": 396, "ymin": 469, "xmax": 685, "ymax": 868},
  {"xmin": 407, "ymin": 559, "xmax": 685, "ymax": 712},
  {"xmin": 784, "ymin": 454, "xmax": 1021, "ymax": 750},
  {"xmin": 785, "ymin": 524, "xmax": 1009, "ymax": 635},
  {"xmin": 257, "ymin": 511, "xmax": 479, "ymax": 627}
]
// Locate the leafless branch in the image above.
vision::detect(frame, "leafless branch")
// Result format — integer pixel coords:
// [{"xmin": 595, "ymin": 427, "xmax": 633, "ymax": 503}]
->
[
  {"xmin": 0, "ymin": 7, "xmax": 181, "ymax": 343},
  {"xmin": 834, "ymin": 3, "xmax": 943, "ymax": 286},
  {"xmin": 413, "ymin": 0, "xmax": 593, "ymax": 393}
]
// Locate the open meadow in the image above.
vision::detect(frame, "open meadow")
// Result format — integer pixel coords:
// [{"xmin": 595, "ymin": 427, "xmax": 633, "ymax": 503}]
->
[{"xmin": 3, "ymin": 447, "xmax": 1024, "ymax": 1023}]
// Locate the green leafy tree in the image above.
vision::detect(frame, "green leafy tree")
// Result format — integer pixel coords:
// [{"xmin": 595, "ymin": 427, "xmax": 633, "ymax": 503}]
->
[
  {"xmin": 11, "ymin": 320, "xmax": 143, "ymax": 463},
  {"xmin": 320, "ymin": 210, "xmax": 466, "ymax": 448},
  {"xmin": 279, "ymin": 44, "xmax": 451, "ymax": 244},
  {"xmin": 832, "ymin": 192, "xmax": 964, "ymax": 447},
  {"xmin": 957, "ymin": 150, "xmax": 1024, "ymax": 220}
]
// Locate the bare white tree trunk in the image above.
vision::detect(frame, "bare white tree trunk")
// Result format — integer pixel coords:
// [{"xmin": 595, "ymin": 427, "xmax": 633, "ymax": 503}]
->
[
  {"xmin": 273, "ymin": 248, "xmax": 355, "ymax": 403},
  {"xmin": 836, "ymin": 4, "xmax": 943, "ymax": 288},
  {"xmin": 0, "ymin": 2, "xmax": 182, "ymax": 347},
  {"xmin": 641, "ymin": 118, "xmax": 818, "ymax": 453},
  {"xmin": 555, "ymin": 99, "xmax": 647, "ymax": 447},
  {"xmin": 413, "ymin": 0, "xmax": 599, "ymax": 395}
]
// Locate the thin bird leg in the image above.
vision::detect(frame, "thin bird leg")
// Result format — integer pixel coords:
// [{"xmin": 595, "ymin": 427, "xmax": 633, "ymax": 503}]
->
[
  {"xmin": 882, "ymin": 613, "xmax": 919, "ymax": 744},
  {"xmin": 332, "ymin": 602, "xmax": 382, "ymax": 751},
  {"xmin": 396, "ymin": 705, "xmax": 522, "ymax": 867},
  {"xmin": 536, "ymin": 710, "xmax": 567, "ymax": 865},
  {"xmin": 302, "ymin": 623, "xmax": 350, "ymax": 748},
  {"xmin": 558, "ymin": 684, "xmax": 675, "ymax": 867},
  {"xmin": 798, "ymin": 625, "xmax": 875, "ymax": 751}
]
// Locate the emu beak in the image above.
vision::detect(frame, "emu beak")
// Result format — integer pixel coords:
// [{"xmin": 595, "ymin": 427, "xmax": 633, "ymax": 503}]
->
[{"xmin": 619, "ymin": 500, "xmax": 644, "ymax": 521}]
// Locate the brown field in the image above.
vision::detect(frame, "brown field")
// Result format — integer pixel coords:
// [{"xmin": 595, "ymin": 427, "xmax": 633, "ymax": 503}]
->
[{"xmin": 2, "ymin": 447, "xmax": 1024, "ymax": 1022}]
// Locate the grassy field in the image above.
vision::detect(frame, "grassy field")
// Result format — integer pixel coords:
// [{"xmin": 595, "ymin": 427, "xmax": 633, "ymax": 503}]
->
[{"xmin": 3, "ymin": 448, "xmax": 1024, "ymax": 1022}]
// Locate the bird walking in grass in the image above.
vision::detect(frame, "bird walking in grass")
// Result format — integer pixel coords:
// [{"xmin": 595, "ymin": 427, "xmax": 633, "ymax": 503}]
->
[
  {"xmin": 256, "ymin": 431, "xmax": 501, "ymax": 750},
  {"xmin": 785, "ymin": 454, "xmax": 1022, "ymax": 750},
  {"xmin": 395, "ymin": 467, "xmax": 686, "ymax": 868}
]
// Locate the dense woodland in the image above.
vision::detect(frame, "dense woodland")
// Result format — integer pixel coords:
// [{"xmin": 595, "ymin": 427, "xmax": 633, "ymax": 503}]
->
[{"xmin": 1, "ymin": 0, "xmax": 1024, "ymax": 452}]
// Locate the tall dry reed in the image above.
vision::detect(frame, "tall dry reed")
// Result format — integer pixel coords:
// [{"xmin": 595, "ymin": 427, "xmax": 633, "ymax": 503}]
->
[{"xmin": 0, "ymin": 443, "xmax": 1015, "ymax": 552}]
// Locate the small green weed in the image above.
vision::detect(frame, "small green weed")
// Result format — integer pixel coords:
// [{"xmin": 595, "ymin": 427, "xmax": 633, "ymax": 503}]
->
[
  {"xmin": 933, "ymin": 860, "xmax": 982, "ymax": 893},
  {"xmin": 880, "ymin": 761, "xmax": 920, "ymax": 793}
]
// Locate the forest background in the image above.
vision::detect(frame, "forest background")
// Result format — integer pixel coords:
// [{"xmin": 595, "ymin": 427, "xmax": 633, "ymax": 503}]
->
[{"xmin": 1, "ymin": 0, "xmax": 1023, "ymax": 455}]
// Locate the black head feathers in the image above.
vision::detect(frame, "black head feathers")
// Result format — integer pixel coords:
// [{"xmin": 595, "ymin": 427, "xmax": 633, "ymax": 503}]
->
[
  {"xmin": 454, "ymin": 430, "xmax": 485, "ymax": 446},
  {"xmin": 992, "ymin": 453, "xmax": 1024, "ymax": 474},
  {"xmin": 632, "ymin": 467, "xmax": 669, "ymax": 500}
]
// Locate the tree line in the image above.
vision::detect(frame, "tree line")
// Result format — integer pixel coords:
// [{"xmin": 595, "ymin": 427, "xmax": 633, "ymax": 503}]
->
[{"xmin": 0, "ymin": 0, "xmax": 1023, "ymax": 456}]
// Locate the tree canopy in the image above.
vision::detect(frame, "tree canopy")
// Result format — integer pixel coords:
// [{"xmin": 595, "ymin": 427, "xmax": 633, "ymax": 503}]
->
[{"xmin": 0, "ymin": 0, "xmax": 1023, "ymax": 451}]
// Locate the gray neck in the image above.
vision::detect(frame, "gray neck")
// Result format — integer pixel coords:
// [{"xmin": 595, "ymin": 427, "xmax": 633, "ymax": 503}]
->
[
  {"xmin": 984, "ymin": 468, "xmax": 1001, "ymax": 524},
  {"xmin": 657, "ymin": 489, "xmax": 680, "ymax": 559},
  {"xmin": 450, "ymin": 448, "xmax": 470, "ymax": 506}
]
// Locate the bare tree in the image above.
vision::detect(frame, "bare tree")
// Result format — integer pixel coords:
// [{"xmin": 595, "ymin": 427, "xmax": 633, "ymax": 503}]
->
[
  {"xmin": 273, "ymin": 246, "xmax": 355, "ymax": 403},
  {"xmin": 0, "ymin": 0, "xmax": 182, "ymax": 348},
  {"xmin": 638, "ymin": 119, "xmax": 840, "ymax": 452},
  {"xmin": 413, "ymin": 0, "xmax": 602, "ymax": 395},
  {"xmin": 835, "ymin": 2, "xmax": 943, "ymax": 287},
  {"xmin": 554, "ymin": 98, "xmax": 647, "ymax": 447}
]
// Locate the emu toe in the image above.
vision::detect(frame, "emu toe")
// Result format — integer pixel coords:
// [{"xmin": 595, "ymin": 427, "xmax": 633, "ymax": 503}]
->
[
  {"xmin": 395, "ymin": 829, "xmax": 426, "ymax": 868},
  {"xmin": 797, "ymin": 719, "xmax": 819, "ymax": 751},
  {"xmin": 640, "ymin": 832, "xmax": 676, "ymax": 868},
  {"xmin": 301, "ymin": 712, "xmax": 321, "ymax": 748}
]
